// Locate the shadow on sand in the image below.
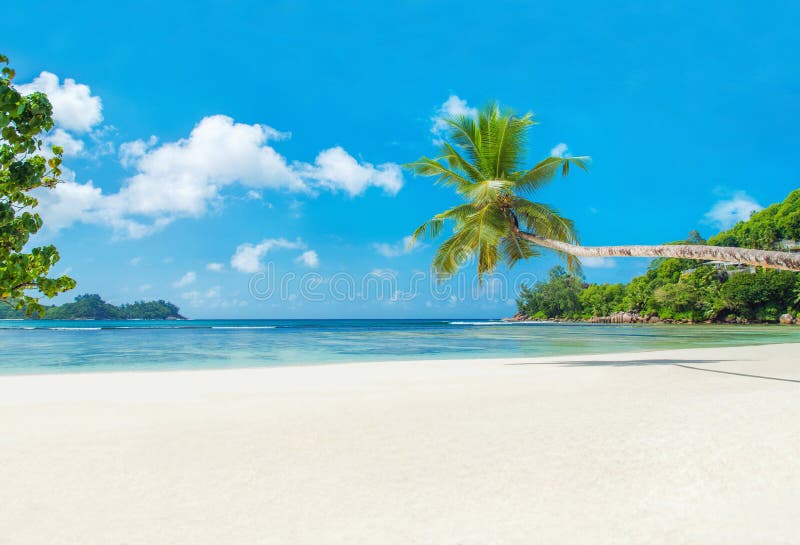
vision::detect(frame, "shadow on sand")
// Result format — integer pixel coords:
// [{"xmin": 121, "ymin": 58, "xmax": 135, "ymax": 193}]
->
[{"xmin": 506, "ymin": 358, "xmax": 800, "ymax": 384}]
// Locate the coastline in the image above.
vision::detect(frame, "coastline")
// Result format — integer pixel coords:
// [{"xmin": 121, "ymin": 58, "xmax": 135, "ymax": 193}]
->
[
  {"xmin": 2, "ymin": 343, "xmax": 800, "ymax": 544},
  {"xmin": 505, "ymin": 310, "xmax": 800, "ymax": 325}
]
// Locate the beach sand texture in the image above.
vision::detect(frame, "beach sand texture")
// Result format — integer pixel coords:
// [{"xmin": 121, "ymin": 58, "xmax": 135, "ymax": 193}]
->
[{"xmin": 2, "ymin": 343, "xmax": 799, "ymax": 544}]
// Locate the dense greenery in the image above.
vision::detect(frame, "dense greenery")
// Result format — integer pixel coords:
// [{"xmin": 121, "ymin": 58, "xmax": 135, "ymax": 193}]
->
[
  {"xmin": 518, "ymin": 263, "xmax": 800, "ymax": 323},
  {"xmin": 1, "ymin": 53, "xmax": 75, "ymax": 315},
  {"xmin": 516, "ymin": 192, "xmax": 800, "ymax": 323},
  {"xmin": 0, "ymin": 294, "xmax": 184, "ymax": 320}
]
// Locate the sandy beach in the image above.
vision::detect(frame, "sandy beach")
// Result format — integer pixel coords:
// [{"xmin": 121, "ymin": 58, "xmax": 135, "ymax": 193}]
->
[{"xmin": 2, "ymin": 342, "xmax": 799, "ymax": 544}]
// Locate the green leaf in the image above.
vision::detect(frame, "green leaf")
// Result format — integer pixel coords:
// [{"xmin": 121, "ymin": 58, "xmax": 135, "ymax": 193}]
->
[{"xmin": 0, "ymin": 52, "xmax": 75, "ymax": 314}]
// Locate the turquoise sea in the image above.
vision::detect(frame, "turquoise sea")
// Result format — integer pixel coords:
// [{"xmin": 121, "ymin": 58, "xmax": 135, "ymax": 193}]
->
[{"xmin": 1, "ymin": 319, "xmax": 799, "ymax": 375}]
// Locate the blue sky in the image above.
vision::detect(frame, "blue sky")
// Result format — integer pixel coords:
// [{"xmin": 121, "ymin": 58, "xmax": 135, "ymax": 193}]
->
[{"xmin": 6, "ymin": 1, "xmax": 800, "ymax": 318}]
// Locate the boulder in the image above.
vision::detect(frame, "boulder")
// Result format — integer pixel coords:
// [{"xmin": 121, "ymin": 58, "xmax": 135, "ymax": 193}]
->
[
  {"xmin": 779, "ymin": 313, "xmax": 795, "ymax": 325},
  {"xmin": 622, "ymin": 312, "xmax": 633, "ymax": 323}
]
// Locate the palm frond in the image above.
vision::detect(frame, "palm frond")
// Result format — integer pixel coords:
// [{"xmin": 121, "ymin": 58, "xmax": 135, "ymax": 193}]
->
[
  {"xmin": 480, "ymin": 106, "xmax": 536, "ymax": 180},
  {"xmin": 442, "ymin": 115, "xmax": 480, "ymax": 164},
  {"xmin": 465, "ymin": 179, "xmax": 515, "ymax": 206},
  {"xmin": 430, "ymin": 204, "xmax": 507, "ymax": 280},
  {"xmin": 500, "ymin": 234, "xmax": 540, "ymax": 268},
  {"xmin": 438, "ymin": 142, "xmax": 484, "ymax": 183},
  {"xmin": 512, "ymin": 198, "xmax": 582, "ymax": 273},
  {"xmin": 405, "ymin": 157, "xmax": 474, "ymax": 193},
  {"xmin": 512, "ymin": 198, "xmax": 579, "ymax": 244},
  {"xmin": 409, "ymin": 101, "xmax": 588, "ymax": 277},
  {"xmin": 409, "ymin": 203, "xmax": 476, "ymax": 245},
  {"xmin": 515, "ymin": 156, "xmax": 590, "ymax": 193},
  {"xmin": 432, "ymin": 229, "xmax": 475, "ymax": 277}
]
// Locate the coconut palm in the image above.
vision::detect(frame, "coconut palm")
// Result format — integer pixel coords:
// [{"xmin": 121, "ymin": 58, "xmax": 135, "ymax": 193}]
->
[{"xmin": 407, "ymin": 103, "xmax": 800, "ymax": 280}]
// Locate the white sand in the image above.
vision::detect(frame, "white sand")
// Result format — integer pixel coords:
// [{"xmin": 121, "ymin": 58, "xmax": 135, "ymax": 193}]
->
[{"xmin": 2, "ymin": 343, "xmax": 800, "ymax": 545}]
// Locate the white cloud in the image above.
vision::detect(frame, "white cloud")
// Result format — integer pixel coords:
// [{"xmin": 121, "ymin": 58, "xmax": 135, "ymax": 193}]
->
[
  {"xmin": 17, "ymin": 71, "xmax": 103, "ymax": 133},
  {"xmin": 119, "ymin": 136, "xmax": 157, "ymax": 168},
  {"xmin": 181, "ymin": 286, "xmax": 221, "ymax": 307},
  {"xmin": 550, "ymin": 143, "xmax": 569, "ymax": 158},
  {"xmin": 34, "ymin": 179, "xmax": 105, "ymax": 232},
  {"xmin": 431, "ymin": 95, "xmax": 477, "ymax": 137},
  {"xmin": 173, "ymin": 271, "xmax": 197, "ymax": 288},
  {"xmin": 129, "ymin": 256, "xmax": 142, "ymax": 266},
  {"xmin": 34, "ymin": 176, "xmax": 174, "ymax": 238},
  {"xmin": 36, "ymin": 115, "xmax": 404, "ymax": 237},
  {"xmin": 17, "ymin": 71, "xmax": 116, "ymax": 172},
  {"xmin": 581, "ymin": 257, "xmax": 617, "ymax": 269},
  {"xmin": 295, "ymin": 250, "xmax": 319, "ymax": 268},
  {"xmin": 206, "ymin": 262, "xmax": 225, "ymax": 272},
  {"xmin": 118, "ymin": 115, "xmax": 305, "ymax": 218},
  {"xmin": 47, "ymin": 128, "xmax": 85, "ymax": 156},
  {"xmin": 230, "ymin": 238, "xmax": 304, "ymax": 273},
  {"xmin": 303, "ymin": 146, "xmax": 403, "ymax": 196},
  {"xmin": 703, "ymin": 191, "xmax": 763, "ymax": 230},
  {"xmin": 372, "ymin": 235, "xmax": 422, "ymax": 257}
]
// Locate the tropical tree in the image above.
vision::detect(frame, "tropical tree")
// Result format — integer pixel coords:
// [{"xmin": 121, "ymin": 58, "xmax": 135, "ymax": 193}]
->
[
  {"xmin": 407, "ymin": 103, "xmax": 800, "ymax": 278},
  {"xmin": 1, "ymin": 53, "xmax": 75, "ymax": 315}
]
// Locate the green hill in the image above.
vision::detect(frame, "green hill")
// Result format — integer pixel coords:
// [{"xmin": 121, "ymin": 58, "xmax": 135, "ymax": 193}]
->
[{"xmin": 0, "ymin": 294, "xmax": 185, "ymax": 320}]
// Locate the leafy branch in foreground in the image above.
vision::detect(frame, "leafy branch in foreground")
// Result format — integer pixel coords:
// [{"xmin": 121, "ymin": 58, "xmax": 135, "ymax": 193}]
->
[
  {"xmin": 1, "ymin": 53, "xmax": 75, "ymax": 315},
  {"xmin": 407, "ymin": 102, "xmax": 800, "ymax": 281}
]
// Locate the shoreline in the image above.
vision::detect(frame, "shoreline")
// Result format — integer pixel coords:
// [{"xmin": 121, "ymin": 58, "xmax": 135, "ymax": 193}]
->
[
  {"xmin": 506, "ymin": 310, "xmax": 800, "ymax": 325},
  {"xmin": 2, "ymin": 343, "xmax": 800, "ymax": 544},
  {"xmin": 2, "ymin": 334, "xmax": 799, "ymax": 378}
]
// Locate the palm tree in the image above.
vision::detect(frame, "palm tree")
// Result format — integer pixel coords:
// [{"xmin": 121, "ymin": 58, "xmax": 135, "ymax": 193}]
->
[{"xmin": 407, "ymin": 103, "xmax": 800, "ymax": 279}]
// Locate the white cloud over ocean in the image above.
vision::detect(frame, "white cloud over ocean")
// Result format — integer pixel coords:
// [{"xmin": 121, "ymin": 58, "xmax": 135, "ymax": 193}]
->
[
  {"xmin": 230, "ymin": 238, "xmax": 311, "ymax": 273},
  {"xmin": 36, "ymin": 115, "xmax": 404, "ymax": 238},
  {"xmin": 20, "ymin": 74, "xmax": 404, "ymax": 239}
]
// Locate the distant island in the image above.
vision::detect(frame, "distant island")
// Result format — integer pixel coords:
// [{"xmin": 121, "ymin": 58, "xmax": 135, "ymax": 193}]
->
[
  {"xmin": 511, "ymin": 189, "xmax": 800, "ymax": 325},
  {"xmin": 0, "ymin": 294, "xmax": 185, "ymax": 320}
]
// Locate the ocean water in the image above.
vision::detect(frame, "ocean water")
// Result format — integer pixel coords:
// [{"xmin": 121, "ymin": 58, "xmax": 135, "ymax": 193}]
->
[{"xmin": 0, "ymin": 319, "xmax": 798, "ymax": 375}]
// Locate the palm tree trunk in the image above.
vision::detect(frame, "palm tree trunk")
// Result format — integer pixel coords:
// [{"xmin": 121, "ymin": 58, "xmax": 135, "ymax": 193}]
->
[{"xmin": 516, "ymin": 231, "xmax": 800, "ymax": 271}]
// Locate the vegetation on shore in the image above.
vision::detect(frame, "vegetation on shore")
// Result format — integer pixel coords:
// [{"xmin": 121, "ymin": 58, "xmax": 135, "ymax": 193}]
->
[
  {"xmin": 515, "ymin": 191, "xmax": 800, "ymax": 323},
  {"xmin": 0, "ymin": 294, "xmax": 185, "ymax": 320}
]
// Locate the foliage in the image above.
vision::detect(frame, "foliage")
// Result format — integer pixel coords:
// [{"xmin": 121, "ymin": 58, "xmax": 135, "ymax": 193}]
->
[
  {"xmin": 0, "ymin": 293, "xmax": 185, "ymax": 320},
  {"xmin": 45, "ymin": 294, "xmax": 122, "ymax": 319},
  {"xmin": 1, "ymin": 53, "xmax": 75, "ymax": 315},
  {"xmin": 718, "ymin": 270, "xmax": 797, "ymax": 322},
  {"xmin": 517, "ymin": 266, "xmax": 585, "ymax": 319},
  {"xmin": 118, "ymin": 299, "xmax": 184, "ymax": 320},
  {"xmin": 518, "ymin": 261, "xmax": 798, "ymax": 323},
  {"xmin": 407, "ymin": 102, "xmax": 588, "ymax": 282},
  {"xmin": 579, "ymin": 282, "xmax": 627, "ymax": 317}
]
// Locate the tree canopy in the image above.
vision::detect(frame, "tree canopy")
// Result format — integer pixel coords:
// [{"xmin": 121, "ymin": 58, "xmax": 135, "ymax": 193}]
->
[
  {"xmin": 407, "ymin": 102, "xmax": 588, "ymax": 282},
  {"xmin": 0, "ymin": 293, "xmax": 185, "ymax": 320},
  {"xmin": 1, "ymin": 53, "xmax": 75, "ymax": 315}
]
